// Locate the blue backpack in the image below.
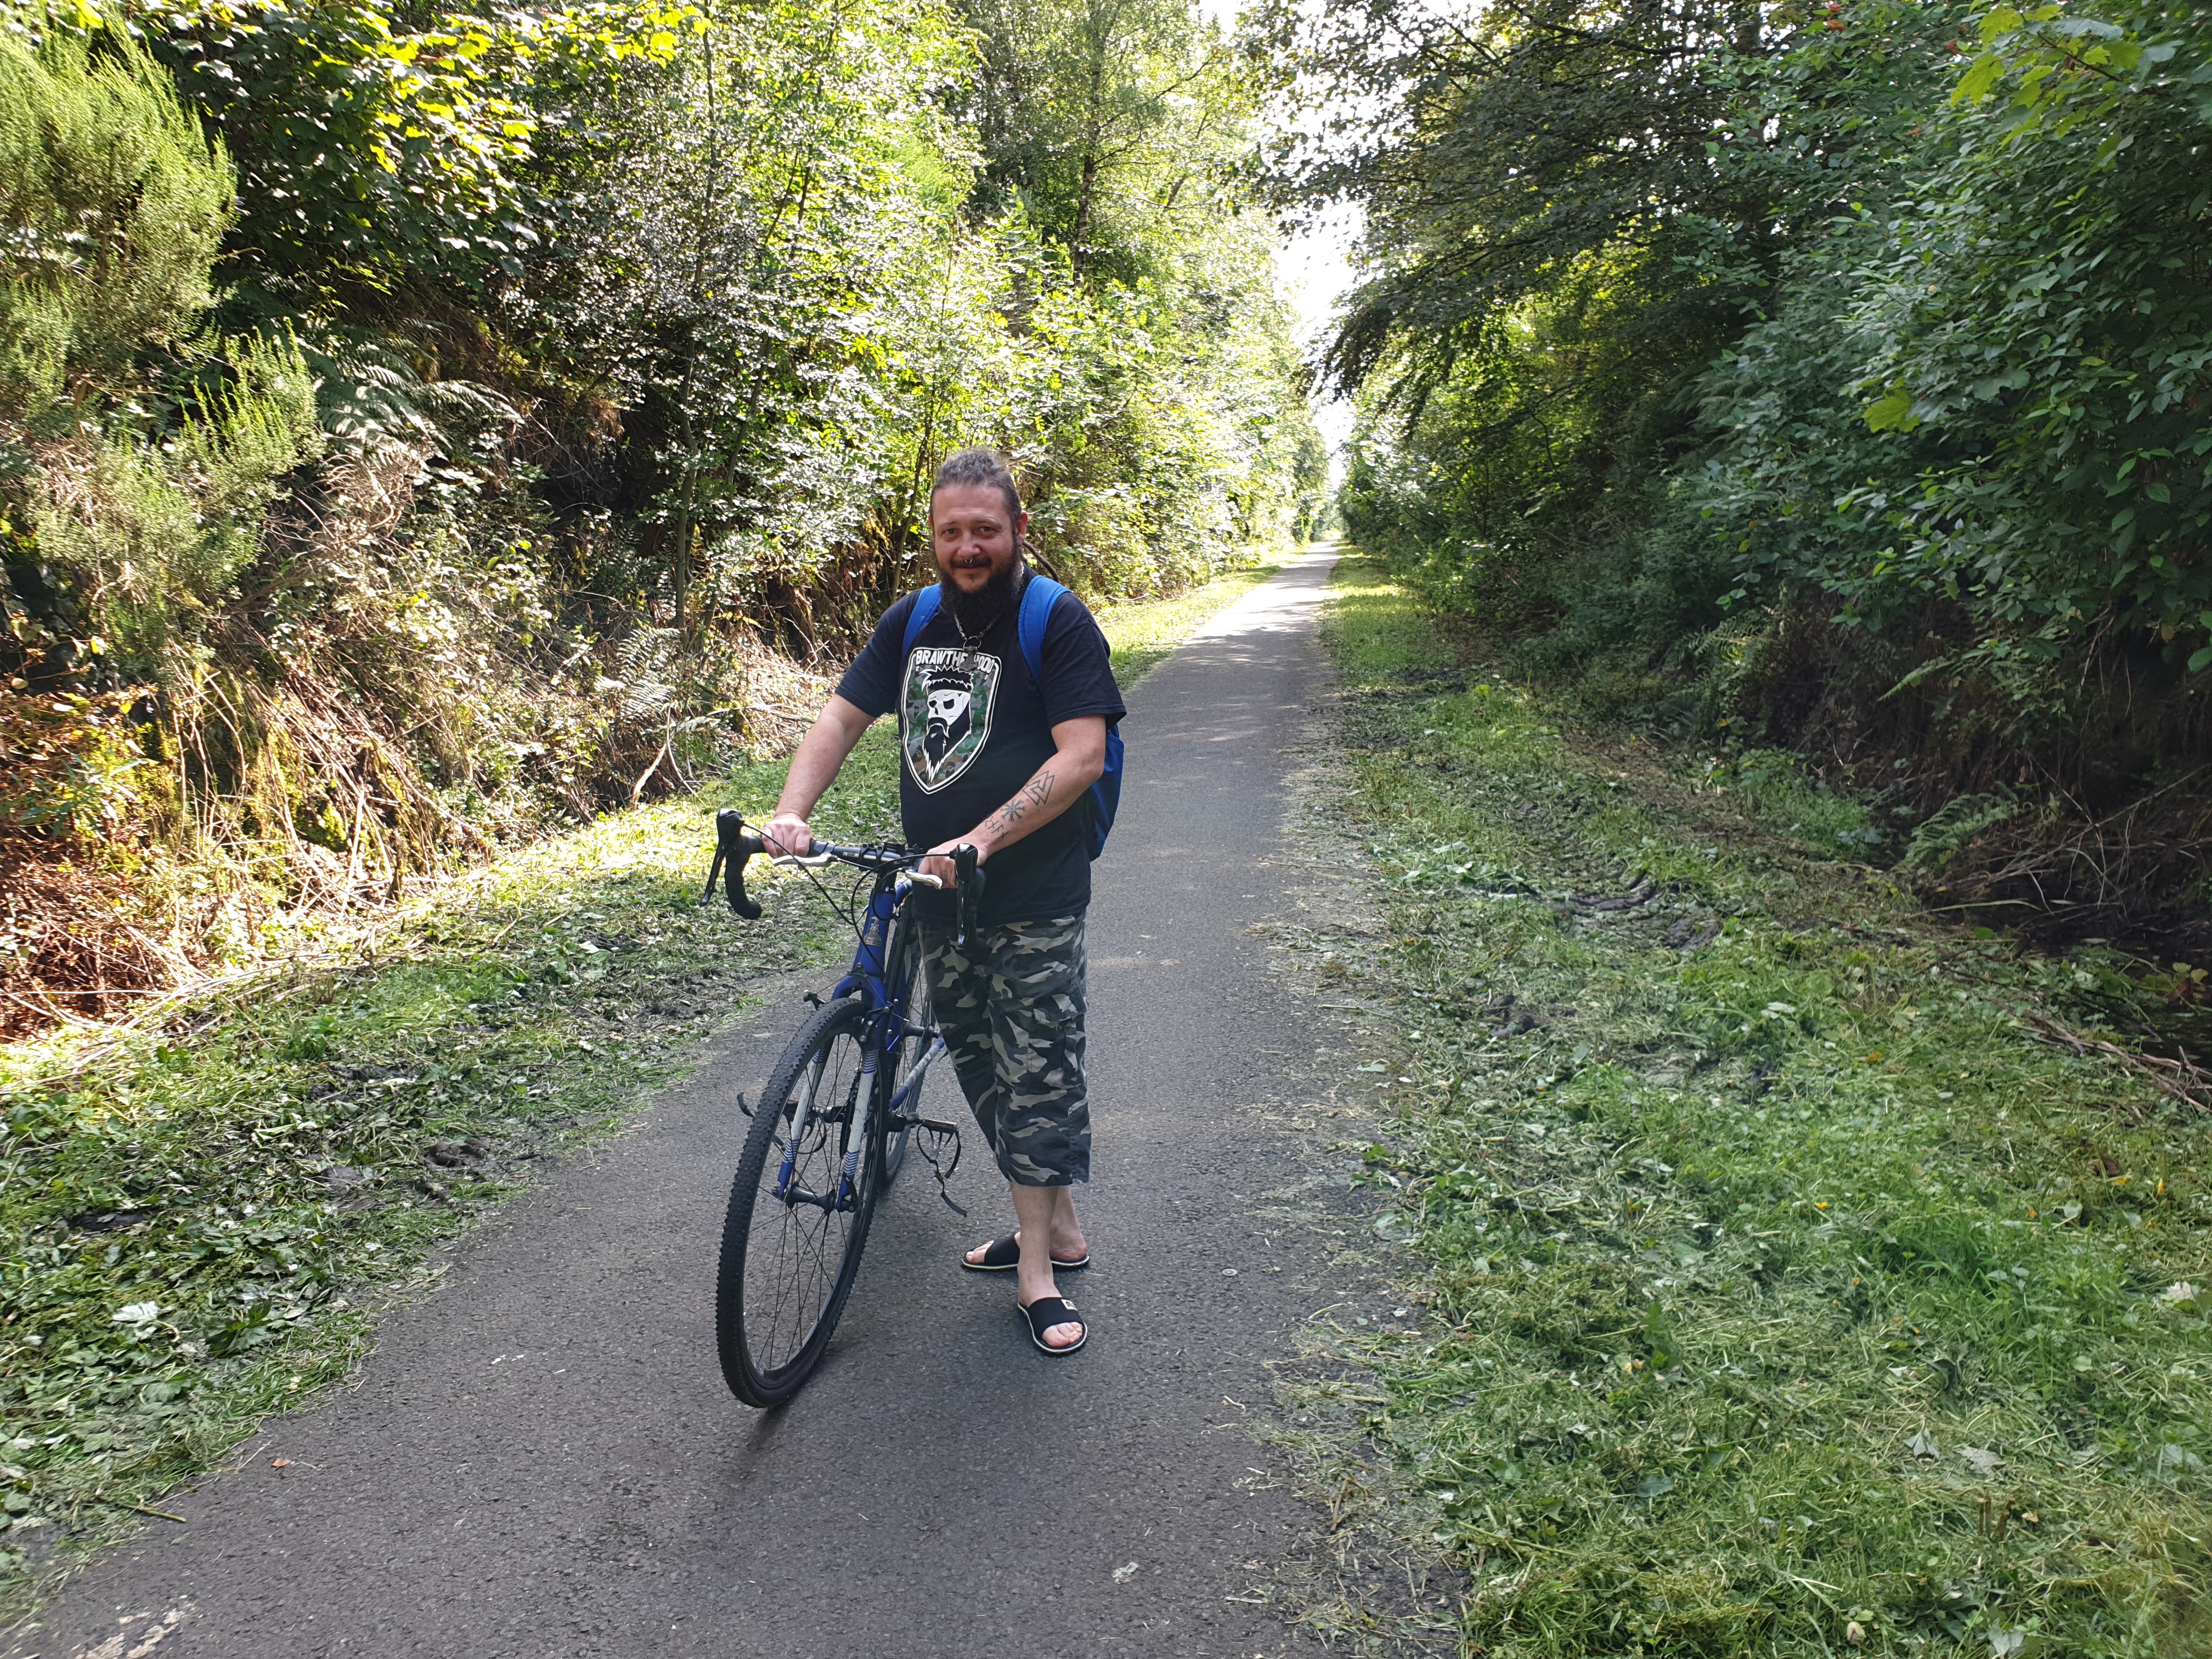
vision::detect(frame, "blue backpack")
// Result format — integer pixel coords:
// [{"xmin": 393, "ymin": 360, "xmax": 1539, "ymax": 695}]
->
[{"xmin": 900, "ymin": 574, "xmax": 1124, "ymax": 860}]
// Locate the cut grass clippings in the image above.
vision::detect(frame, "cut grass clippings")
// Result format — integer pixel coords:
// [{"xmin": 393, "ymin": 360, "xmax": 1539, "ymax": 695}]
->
[
  {"xmin": 0, "ymin": 736, "xmax": 891, "ymax": 1619},
  {"xmin": 1287, "ymin": 554, "xmax": 2211, "ymax": 1658},
  {"xmin": 0, "ymin": 555, "xmax": 1281, "ymax": 1618}
]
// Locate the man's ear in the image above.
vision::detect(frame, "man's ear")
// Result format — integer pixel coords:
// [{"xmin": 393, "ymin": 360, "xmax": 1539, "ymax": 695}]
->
[{"xmin": 1016, "ymin": 510, "xmax": 1029, "ymax": 541}]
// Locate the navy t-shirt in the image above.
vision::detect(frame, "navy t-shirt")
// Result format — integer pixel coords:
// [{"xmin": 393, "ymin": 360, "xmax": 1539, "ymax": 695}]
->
[{"xmin": 836, "ymin": 571, "xmax": 1126, "ymax": 926}]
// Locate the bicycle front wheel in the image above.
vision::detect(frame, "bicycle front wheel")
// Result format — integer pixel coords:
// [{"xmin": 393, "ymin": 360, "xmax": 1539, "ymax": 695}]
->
[
  {"xmin": 716, "ymin": 997, "xmax": 886, "ymax": 1406},
  {"xmin": 879, "ymin": 921, "xmax": 935, "ymax": 1187}
]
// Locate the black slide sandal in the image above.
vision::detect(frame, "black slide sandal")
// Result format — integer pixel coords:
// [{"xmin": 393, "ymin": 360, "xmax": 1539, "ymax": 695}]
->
[
  {"xmin": 961, "ymin": 1233, "xmax": 1090, "ymax": 1272},
  {"xmin": 1020, "ymin": 1296, "xmax": 1086, "ymax": 1356}
]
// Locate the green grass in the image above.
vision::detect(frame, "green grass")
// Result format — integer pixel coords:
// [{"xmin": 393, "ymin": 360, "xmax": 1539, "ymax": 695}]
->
[
  {"xmin": 0, "ymin": 552, "xmax": 1282, "ymax": 1616},
  {"xmin": 1295, "ymin": 555, "xmax": 2211, "ymax": 1658}
]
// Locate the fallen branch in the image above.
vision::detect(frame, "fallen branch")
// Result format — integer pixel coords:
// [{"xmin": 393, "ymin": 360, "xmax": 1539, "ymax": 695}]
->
[
  {"xmin": 2021, "ymin": 1016, "xmax": 2212, "ymax": 1116},
  {"xmin": 94, "ymin": 1491, "xmax": 188, "ymax": 1523}
]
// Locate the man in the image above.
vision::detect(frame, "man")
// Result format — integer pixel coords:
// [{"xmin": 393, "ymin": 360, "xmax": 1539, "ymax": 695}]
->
[{"xmin": 763, "ymin": 448, "xmax": 1125, "ymax": 1356}]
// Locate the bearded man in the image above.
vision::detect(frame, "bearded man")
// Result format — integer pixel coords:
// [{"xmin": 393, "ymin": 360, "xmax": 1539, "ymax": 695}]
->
[{"xmin": 763, "ymin": 448, "xmax": 1125, "ymax": 1356}]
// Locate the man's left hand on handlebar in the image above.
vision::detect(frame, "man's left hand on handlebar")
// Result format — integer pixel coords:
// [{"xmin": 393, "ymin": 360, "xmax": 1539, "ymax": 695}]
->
[{"xmin": 918, "ymin": 836, "xmax": 984, "ymax": 888}]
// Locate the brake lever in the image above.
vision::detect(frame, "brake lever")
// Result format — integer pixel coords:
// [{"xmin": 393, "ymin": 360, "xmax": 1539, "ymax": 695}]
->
[
  {"xmin": 703, "ymin": 808, "xmax": 765, "ymax": 919},
  {"xmin": 952, "ymin": 843, "xmax": 984, "ymax": 946}
]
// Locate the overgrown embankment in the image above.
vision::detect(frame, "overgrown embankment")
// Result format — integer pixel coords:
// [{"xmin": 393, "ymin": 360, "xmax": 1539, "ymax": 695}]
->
[
  {"xmin": 0, "ymin": 561, "xmax": 1275, "ymax": 1620},
  {"xmin": 1264, "ymin": 0, "xmax": 2212, "ymax": 947},
  {"xmin": 2, "ymin": 0, "xmax": 1326, "ymax": 1034},
  {"xmin": 1283, "ymin": 556, "xmax": 2210, "ymax": 1657}
]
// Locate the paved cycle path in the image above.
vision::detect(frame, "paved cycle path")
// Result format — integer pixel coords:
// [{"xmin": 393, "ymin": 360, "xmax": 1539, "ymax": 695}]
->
[{"xmin": 16, "ymin": 549, "xmax": 1357, "ymax": 1659}]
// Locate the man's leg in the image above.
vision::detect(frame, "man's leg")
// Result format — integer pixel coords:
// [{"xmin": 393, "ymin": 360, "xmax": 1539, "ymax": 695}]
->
[
  {"xmin": 1011, "ymin": 1183, "xmax": 1084, "ymax": 1350},
  {"xmin": 963, "ymin": 1183, "xmax": 1087, "ymax": 1267},
  {"xmin": 923, "ymin": 921, "xmax": 1086, "ymax": 1269},
  {"xmin": 989, "ymin": 917, "xmax": 1090, "ymax": 1349}
]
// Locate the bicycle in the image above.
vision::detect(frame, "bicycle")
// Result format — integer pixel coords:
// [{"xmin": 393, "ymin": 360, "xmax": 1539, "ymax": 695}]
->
[{"xmin": 699, "ymin": 807, "xmax": 977, "ymax": 1407}]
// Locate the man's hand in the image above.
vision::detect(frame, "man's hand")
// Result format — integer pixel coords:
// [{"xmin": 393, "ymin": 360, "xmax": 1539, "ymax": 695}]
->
[
  {"xmin": 762, "ymin": 812, "xmax": 815, "ymax": 858},
  {"xmin": 918, "ymin": 839, "xmax": 972, "ymax": 888}
]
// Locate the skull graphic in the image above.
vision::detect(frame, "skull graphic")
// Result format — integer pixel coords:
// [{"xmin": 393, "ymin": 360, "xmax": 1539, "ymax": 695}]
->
[
  {"xmin": 923, "ymin": 670, "xmax": 974, "ymax": 768},
  {"xmin": 927, "ymin": 684, "xmax": 971, "ymax": 732}
]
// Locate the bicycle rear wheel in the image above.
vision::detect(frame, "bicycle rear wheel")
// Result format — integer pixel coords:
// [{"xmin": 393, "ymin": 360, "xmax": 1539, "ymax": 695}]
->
[{"xmin": 716, "ymin": 997, "xmax": 887, "ymax": 1406}]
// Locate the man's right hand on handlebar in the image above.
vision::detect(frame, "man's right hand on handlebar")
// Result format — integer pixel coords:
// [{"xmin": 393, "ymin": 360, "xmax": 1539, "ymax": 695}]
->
[{"xmin": 761, "ymin": 812, "xmax": 815, "ymax": 858}]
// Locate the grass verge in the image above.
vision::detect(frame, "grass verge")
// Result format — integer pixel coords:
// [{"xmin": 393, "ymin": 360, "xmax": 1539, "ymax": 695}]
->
[
  {"xmin": 0, "ymin": 730, "xmax": 899, "ymax": 1617},
  {"xmin": 0, "ymin": 554, "xmax": 1283, "ymax": 1618},
  {"xmin": 1289, "ymin": 554, "xmax": 2211, "ymax": 1658}
]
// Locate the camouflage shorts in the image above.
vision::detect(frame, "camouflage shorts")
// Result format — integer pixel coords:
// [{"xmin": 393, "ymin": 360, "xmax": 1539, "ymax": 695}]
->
[{"xmin": 916, "ymin": 914, "xmax": 1088, "ymax": 1187}]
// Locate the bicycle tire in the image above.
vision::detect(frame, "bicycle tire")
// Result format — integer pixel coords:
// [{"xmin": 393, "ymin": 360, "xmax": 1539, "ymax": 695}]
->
[
  {"xmin": 879, "ymin": 921, "xmax": 933, "ymax": 1187},
  {"xmin": 716, "ymin": 997, "xmax": 887, "ymax": 1406}
]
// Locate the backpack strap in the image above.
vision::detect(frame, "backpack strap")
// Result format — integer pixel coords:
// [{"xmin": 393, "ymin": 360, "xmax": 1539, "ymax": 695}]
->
[
  {"xmin": 903, "ymin": 573, "xmax": 1065, "ymax": 684},
  {"xmin": 899, "ymin": 584, "xmax": 943, "ymax": 659},
  {"xmin": 1015, "ymin": 573, "xmax": 1068, "ymax": 687}
]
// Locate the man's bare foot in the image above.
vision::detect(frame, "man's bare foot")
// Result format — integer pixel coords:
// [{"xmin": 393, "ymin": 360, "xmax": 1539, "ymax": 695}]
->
[
  {"xmin": 963, "ymin": 1228, "xmax": 1089, "ymax": 1269},
  {"xmin": 1019, "ymin": 1294, "xmax": 1086, "ymax": 1352},
  {"xmin": 1003, "ymin": 1182, "xmax": 1087, "ymax": 1347}
]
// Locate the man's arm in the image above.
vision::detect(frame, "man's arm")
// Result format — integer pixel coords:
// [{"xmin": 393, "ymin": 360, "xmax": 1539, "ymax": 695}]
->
[
  {"xmin": 922, "ymin": 715, "xmax": 1107, "ymax": 882},
  {"xmin": 764, "ymin": 695, "xmax": 874, "ymax": 855}
]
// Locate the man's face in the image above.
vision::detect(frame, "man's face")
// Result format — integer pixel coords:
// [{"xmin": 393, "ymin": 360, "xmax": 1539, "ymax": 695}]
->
[{"xmin": 931, "ymin": 483, "xmax": 1026, "ymax": 598}]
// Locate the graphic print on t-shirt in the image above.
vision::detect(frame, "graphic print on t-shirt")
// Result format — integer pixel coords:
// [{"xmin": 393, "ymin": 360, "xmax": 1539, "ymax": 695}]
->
[{"xmin": 901, "ymin": 646, "xmax": 1001, "ymax": 793}]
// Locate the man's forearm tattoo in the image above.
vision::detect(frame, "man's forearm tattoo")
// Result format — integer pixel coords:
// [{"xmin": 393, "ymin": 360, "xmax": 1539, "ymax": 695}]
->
[{"xmin": 986, "ymin": 768, "xmax": 1058, "ymax": 840}]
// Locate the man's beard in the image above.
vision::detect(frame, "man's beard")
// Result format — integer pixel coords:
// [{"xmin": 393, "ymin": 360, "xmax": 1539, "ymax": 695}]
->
[
  {"xmin": 926, "ymin": 714, "xmax": 966, "ymax": 761},
  {"xmin": 943, "ymin": 548, "xmax": 1024, "ymax": 635}
]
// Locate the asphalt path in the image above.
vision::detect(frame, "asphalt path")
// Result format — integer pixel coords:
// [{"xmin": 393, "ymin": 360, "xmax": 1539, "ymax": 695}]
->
[{"xmin": 16, "ymin": 548, "xmax": 1358, "ymax": 1659}]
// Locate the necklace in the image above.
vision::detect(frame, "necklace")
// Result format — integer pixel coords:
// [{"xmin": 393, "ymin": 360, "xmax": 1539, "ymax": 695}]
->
[{"xmin": 949, "ymin": 567, "xmax": 1025, "ymax": 679}]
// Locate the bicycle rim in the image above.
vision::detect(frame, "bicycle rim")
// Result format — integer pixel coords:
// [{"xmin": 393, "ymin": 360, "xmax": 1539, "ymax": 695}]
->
[{"xmin": 716, "ymin": 1000, "xmax": 884, "ymax": 1406}]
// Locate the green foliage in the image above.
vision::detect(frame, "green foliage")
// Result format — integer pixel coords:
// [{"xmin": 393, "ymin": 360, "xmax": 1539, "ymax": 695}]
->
[
  {"xmin": 1709, "ymin": 1, "xmax": 2212, "ymax": 653},
  {"xmin": 0, "ymin": 0, "xmax": 1321, "ymax": 1026},
  {"xmin": 133, "ymin": 0, "xmax": 691, "ymax": 303},
  {"xmin": 0, "ymin": 20, "xmax": 232, "ymax": 417},
  {"xmin": 1271, "ymin": 0, "xmax": 2212, "ymax": 836},
  {"xmin": 30, "ymin": 331, "xmax": 320, "ymax": 677}
]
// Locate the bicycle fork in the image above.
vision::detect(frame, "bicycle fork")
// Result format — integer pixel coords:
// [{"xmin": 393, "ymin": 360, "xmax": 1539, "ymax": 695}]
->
[
  {"xmin": 775, "ymin": 1018, "xmax": 959, "ymax": 1215},
  {"xmin": 830, "ymin": 1045, "xmax": 882, "ymax": 1210},
  {"xmin": 775, "ymin": 1049, "xmax": 871, "ymax": 1215}
]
